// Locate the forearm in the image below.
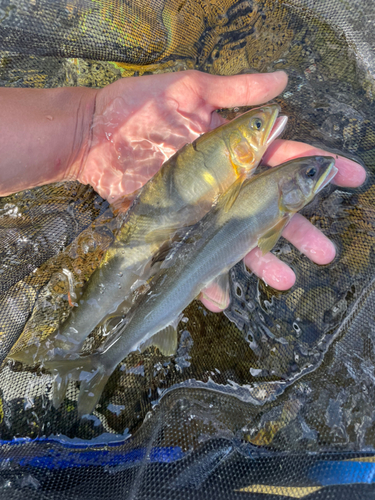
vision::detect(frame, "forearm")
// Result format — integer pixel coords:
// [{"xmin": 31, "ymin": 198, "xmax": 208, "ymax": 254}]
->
[{"xmin": 0, "ymin": 86, "xmax": 98, "ymax": 196}]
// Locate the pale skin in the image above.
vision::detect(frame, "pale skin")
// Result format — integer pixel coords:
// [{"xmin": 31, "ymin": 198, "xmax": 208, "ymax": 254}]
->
[{"xmin": 0, "ymin": 70, "xmax": 366, "ymax": 312}]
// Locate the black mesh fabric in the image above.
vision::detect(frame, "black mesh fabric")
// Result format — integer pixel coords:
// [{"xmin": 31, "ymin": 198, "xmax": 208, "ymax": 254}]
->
[{"xmin": 1, "ymin": 0, "xmax": 375, "ymax": 499}]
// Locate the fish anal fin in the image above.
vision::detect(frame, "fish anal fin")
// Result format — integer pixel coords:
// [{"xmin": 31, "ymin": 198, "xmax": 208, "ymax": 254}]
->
[
  {"xmin": 140, "ymin": 318, "xmax": 180, "ymax": 356},
  {"xmin": 257, "ymin": 216, "xmax": 290, "ymax": 255},
  {"xmin": 201, "ymin": 272, "xmax": 230, "ymax": 310}
]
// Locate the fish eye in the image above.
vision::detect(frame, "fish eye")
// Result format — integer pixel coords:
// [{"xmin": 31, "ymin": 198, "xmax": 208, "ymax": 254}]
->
[
  {"xmin": 251, "ymin": 118, "xmax": 263, "ymax": 130},
  {"xmin": 306, "ymin": 167, "xmax": 317, "ymax": 177}
]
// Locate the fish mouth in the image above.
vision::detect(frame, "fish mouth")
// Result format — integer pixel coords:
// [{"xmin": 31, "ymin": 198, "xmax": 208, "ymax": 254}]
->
[
  {"xmin": 314, "ymin": 157, "xmax": 338, "ymax": 194},
  {"xmin": 265, "ymin": 114, "xmax": 288, "ymax": 146}
]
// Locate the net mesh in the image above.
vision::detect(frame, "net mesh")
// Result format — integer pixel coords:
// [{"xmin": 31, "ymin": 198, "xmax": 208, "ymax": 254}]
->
[{"xmin": 1, "ymin": 0, "xmax": 375, "ymax": 498}]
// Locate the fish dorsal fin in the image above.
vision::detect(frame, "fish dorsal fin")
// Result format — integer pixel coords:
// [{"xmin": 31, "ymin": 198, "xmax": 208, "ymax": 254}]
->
[
  {"xmin": 201, "ymin": 272, "xmax": 230, "ymax": 310},
  {"xmin": 144, "ymin": 202, "xmax": 212, "ymax": 245},
  {"xmin": 257, "ymin": 216, "xmax": 290, "ymax": 255},
  {"xmin": 145, "ymin": 224, "xmax": 185, "ymax": 244},
  {"xmin": 140, "ymin": 317, "xmax": 181, "ymax": 356}
]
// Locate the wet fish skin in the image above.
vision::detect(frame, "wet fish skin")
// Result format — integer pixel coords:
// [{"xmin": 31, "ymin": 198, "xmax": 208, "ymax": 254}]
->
[
  {"xmin": 46, "ymin": 156, "xmax": 336, "ymax": 416},
  {"xmin": 52, "ymin": 104, "xmax": 286, "ymax": 354}
]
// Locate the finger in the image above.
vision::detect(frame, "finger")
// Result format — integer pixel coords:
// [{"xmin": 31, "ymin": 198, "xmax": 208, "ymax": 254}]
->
[
  {"xmin": 263, "ymin": 139, "xmax": 366, "ymax": 187},
  {"xmin": 201, "ymin": 250, "xmax": 295, "ymax": 312},
  {"xmin": 209, "ymin": 112, "xmax": 228, "ymax": 130},
  {"xmin": 199, "ymin": 280, "xmax": 231, "ymax": 313},
  {"xmin": 282, "ymin": 213, "xmax": 336, "ymax": 265},
  {"xmin": 199, "ymin": 71, "xmax": 288, "ymax": 110},
  {"xmin": 244, "ymin": 247, "xmax": 296, "ymax": 290},
  {"xmin": 200, "ymin": 294, "xmax": 224, "ymax": 313}
]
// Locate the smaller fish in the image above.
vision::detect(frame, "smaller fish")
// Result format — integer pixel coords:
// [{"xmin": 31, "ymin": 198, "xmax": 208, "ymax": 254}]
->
[{"xmin": 45, "ymin": 156, "xmax": 337, "ymax": 416}]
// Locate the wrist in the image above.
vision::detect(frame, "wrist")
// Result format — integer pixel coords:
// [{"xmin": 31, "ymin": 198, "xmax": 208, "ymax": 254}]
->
[
  {"xmin": 63, "ymin": 87, "xmax": 99, "ymax": 184},
  {"xmin": 0, "ymin": 86, "xmax": 99, "ymax": 196}
]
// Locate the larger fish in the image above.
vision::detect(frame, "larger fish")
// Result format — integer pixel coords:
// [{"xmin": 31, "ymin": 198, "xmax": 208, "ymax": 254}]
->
[
  {"xmin": 46, "ymin": 156, "xmax": 337, "ymax": 416},
  {"xmin": 49, "ymin": 104, "xmax": 287, "ymax": 355}
]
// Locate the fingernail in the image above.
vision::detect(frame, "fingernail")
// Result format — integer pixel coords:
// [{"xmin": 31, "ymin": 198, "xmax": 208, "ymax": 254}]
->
[{"xmin": 271, "ymin": 70, "xmax": 288, "ymax": 80}]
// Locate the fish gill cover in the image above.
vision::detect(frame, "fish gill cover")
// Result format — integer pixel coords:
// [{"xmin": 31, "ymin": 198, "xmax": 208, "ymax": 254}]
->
[{"xmin": 0, "ymin": 1, "xmax": 375, "ymax": 499}]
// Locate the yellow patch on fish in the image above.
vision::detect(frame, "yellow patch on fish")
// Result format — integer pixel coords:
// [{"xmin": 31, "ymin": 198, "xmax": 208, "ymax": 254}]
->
[
  {"xmin": 202, "ymin": 171, "xmax": 217, "ymax": 187},
  {"xmin": 227, "ymin": 130, "xmax": 256, "ymax": 175}
]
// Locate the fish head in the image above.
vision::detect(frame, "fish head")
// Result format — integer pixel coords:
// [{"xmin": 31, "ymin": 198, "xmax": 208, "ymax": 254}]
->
[
  {"xmin": 278, "ymin": 156, "xmax": 337, "ymax": 213},
  {"xmin": 227, "ymin": 103, "xmax": 288, "ymax": 175}
]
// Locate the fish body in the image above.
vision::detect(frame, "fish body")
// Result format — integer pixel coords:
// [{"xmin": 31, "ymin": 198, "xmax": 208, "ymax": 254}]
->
[
  {"xmin": 53, "ymin": 104, "xmax": 287, "ymax": 353},
  {"xmin": 46, "ymin": 156, "xmax": 337, "ymax": 415}
]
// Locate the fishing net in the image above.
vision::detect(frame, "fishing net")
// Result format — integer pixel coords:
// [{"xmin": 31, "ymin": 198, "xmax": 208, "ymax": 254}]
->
[{"xmin": 1, "ymin": 0, "xmax": 375, "ymax": 498}]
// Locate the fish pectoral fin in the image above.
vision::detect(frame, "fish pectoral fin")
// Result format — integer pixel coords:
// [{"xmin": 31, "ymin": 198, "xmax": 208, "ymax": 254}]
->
[
  {"xmin": 223, "ymin": 174, "xmax": 246, "ymax": 213},
  {"xmin": 257, "ymin": 216, "xmax": 290, "ymax": 255},
  {"xmin": 201, "ymin": 272, "xmax": 230, "ymax": 310},
  {"xmin": 140, "ymin": 317, "xmax": 181, "ymax": 356}
]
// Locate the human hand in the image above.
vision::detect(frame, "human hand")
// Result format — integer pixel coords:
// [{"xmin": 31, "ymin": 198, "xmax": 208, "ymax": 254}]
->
[{"xmin": 73, "ymin": 70, "xmax": 365, "ymax": 311}]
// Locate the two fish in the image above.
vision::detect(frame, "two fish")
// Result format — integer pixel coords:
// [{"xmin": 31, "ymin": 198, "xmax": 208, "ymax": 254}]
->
[
  {"xmin": 37, "ymin": 104, "xmax": 287, "ymax": 356},
  {"xmin": 9, "ymin": 104, "xmax": 337, "ymax": 415},
  {"xmin": 46, "ymin": 156, "xmax": 337, "ymax": 416}
]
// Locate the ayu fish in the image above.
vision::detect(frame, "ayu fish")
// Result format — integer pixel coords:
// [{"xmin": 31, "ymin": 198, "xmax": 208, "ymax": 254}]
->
[
  {"xmin": 49, "ymin": 104, "xmax": 287, "ymax": 355},
  {"xmin": 46, "ymin": 156, "xmax": 337, "ymax": 416}
]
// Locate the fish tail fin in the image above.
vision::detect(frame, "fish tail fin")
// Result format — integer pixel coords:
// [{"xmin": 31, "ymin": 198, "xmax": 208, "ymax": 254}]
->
[
  {"xmin": 52, "ymin": 372, "xmax": 70, "ymax": 409},
  {"xmin": 45, "ymin": 354, "xmax": 102, "ymax": 413},
  {"xmin": 77, "ymin": 367, "xmax": 110, "ymax": 417}
]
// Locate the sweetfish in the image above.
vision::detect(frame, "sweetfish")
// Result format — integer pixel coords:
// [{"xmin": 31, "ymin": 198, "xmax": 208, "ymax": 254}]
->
[
  {"xmin": 46, "ymin": 156, "xmax": 337, "ymax": 416},
  {"xmin": 48, "ymin": 104, "xmax": 287, "ymax": 355}
]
